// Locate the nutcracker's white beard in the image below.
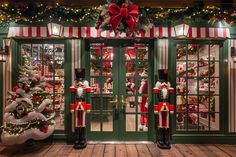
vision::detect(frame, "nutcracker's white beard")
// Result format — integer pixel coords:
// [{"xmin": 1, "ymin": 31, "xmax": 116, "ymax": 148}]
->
[
  {"xmin": 77, "ymin": 88, "xmax": 83, "ymax": 97},
  {"xmin": 162, "ymin": 88, "xmax": 168, "ymax": 99}
]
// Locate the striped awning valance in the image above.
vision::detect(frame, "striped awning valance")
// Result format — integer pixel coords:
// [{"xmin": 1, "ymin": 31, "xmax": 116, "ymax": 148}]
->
[{"xmin": 7, "ymin": 26, "xmax": 230, "ymax": 38}]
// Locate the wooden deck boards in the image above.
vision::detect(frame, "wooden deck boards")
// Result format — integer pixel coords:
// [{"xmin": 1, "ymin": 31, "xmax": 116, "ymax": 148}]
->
[{"xmin": 0, "ymin": 143, "xmax": 236, "ymax": 157}]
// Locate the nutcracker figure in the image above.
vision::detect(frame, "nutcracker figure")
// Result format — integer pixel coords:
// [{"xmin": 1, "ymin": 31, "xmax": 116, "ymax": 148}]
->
[
  {"xmin": 70, "ymin": 68, "xmax": 91, "ymax": 149},
  {"xmin": 153, "ymin": 69, "xmax": 174, "ymax": 149},
  {"xmin": 138, "ymin": 70, "xmax": 148, "ymax": 131}
]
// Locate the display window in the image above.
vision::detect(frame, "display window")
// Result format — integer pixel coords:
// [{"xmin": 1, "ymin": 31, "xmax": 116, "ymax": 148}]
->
[
  {"xmin": 20, "ymin": 43, "xmax": 65, "ymax": 130},
  {"xmin": 175, "ymin": 43, "xmax": 220, "ymax": 131}
]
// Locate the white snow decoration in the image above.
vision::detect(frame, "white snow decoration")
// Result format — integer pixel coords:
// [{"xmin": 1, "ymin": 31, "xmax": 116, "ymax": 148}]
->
[
  {"xmin": 1, "ymin": 123, "xmax": 55, "ymax": 145},
  {"xmin": 16, "ymin": 98, "xmax": 33, "ymax": 106},
  {"xmin": 8, "ymin": 91, "xmax": 16, "ymax": 96},
  {"xmin": 4, "ymin": 112, "xmax": 47, "ymax": 124},
  {"xmin": 5, "ymin": 101, "xmax": 18, "ymax": 112},
  {"xmin": 37, "ymin": 99, "xmax": 52, "ymax": 113},
  {"xmin": 32, "ymin": 87, "xmax": 43, "ymax": 92},
  {"xmin": 16, "ymin": 88, "xmax": 25, "ymax": 95}
]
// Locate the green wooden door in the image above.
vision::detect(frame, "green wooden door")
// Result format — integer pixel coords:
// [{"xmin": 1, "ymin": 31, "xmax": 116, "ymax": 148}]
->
[{"xmin": 86, "ymin": 39, "xmax": 154, "ymax": 141}]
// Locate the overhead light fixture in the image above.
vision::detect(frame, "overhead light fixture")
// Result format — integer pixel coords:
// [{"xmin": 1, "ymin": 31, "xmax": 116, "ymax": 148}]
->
[
  {"xmin": 47, "ymin": 22, "xmax": 64, "ymax": 37},
  {"xmin": 174, "ymin": 23, "xmax": 190, "ymax": 38},
  {"xmin": 0, "ymin": 38, "xmax": 11, "ymax": 62}
]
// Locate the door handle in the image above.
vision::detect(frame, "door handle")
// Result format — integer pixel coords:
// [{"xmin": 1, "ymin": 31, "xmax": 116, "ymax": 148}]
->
[
  {"xmin": 110, "ymin": 95, "xmax": 118, "ymax": 110},
  {"xmin": 121, "ymin": 95, "xmax": 126, "ymax": 110}
]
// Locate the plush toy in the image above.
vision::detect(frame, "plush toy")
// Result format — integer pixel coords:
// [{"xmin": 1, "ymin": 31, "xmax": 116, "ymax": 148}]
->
[
  {"xmin": 138, "ymin": 70, "xmax": 148, "ymax": 131},
  {"xmin": 126, "ymin": 78, "xmax": 135, "ymax": 108},
  {"xmin": 70, "ymin": 68, "xmax": 91, "ymax": 149}
]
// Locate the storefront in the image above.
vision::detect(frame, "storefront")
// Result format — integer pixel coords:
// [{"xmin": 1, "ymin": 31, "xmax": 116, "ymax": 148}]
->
[{"xmin": 1, "ymin": 22, "xmax": 236, "ymax": 143}]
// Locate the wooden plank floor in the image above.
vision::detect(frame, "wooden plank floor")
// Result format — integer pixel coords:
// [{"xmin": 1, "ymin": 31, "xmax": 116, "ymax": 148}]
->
[{"xmin": 1, "ymin": 143, "xmax": 236, "ymax": 157}]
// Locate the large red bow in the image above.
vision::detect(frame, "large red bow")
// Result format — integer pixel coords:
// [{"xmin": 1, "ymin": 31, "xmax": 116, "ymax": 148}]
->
[{"xmin": 108, "ymin": 3, "xmax": 138, "ymax": 33}]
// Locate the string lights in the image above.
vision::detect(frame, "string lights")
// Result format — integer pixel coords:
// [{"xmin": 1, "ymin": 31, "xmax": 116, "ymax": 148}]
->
[{"xmin": 0, "ymin": 2, "xmax": 236, "ymax": 27}]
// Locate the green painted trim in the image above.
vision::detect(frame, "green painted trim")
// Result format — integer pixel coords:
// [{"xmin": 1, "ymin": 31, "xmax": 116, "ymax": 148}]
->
[
  {"xmin": 168, "ymin": 39, "xmax": 177, "ymax": 134},
  {"xmin": 0, "ymin": 63, "xmax": 3, "ymax": 128},
  {"xmin": 64, "ymin": 40, "xmax": 72, "ymax": 142},
  {"xmin": 172, "ymin": 134, "xmax": 236, "ymax": 144},
  {"xmin": 11, "ymin": 39, "xmax": 20, "ymax": 86},
  {"xmin": 220, "ymin": 40, "xmax": 229, "ymax": 134}
]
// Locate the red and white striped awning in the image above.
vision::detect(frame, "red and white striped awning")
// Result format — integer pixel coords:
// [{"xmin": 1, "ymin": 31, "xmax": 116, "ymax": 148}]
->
[{"xmin": 8, "ymin": 26, "xmax": 230, "ymax": 38}]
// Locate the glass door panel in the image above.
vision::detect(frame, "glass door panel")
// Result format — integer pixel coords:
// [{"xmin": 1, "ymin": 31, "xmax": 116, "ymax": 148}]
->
[
  {"xmin": 89, "ymin": 44, "xmax": 116, "ymax": 135},
  {"xmin": 87, "ymin": 41, "xmax": 151, "ymax": 140},
  {"xmin": 123, "ymin": 45, "xmax": 149, "ymax": 133}
]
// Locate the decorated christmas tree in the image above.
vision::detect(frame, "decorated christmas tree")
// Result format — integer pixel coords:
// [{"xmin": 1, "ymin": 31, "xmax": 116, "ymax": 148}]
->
[{"xmin": 1, "ymin": 53, "xmax": 55, "ymax": 145}]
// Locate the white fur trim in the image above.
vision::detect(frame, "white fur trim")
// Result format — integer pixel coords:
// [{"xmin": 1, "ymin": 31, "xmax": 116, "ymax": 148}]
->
[
  {"xmin": 83, "ymin": 80, "xmax": 89, "ymax": 88},
  {"xmin": 155, "ymin": 81, "xmax": 162, "ymax": 88},
  {"xmin": 76, "ymin": 87, "xmax": 83, "ymax": 97}
]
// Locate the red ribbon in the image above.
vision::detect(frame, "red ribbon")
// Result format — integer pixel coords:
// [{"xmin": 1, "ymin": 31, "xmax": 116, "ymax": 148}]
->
[{"xmin": 108, "ymin": 3, "xmax": 138, "ymax": 33}]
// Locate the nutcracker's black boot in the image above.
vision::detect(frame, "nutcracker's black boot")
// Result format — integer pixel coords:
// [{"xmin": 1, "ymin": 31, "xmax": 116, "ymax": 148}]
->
[
  {"xmin": 157, "ymin": 128, "xmax": 165, "ymax": 149},
  {"xmin": 73, "ymin": 128, "xmax": 82, "ymax": 149},
  {"xmin": 164, "ymin": 128, "xmax": 171, "ymax": 149},
  {"xmin": 79, "ymin": 127, "xmax": 87, "ymax": 149}
]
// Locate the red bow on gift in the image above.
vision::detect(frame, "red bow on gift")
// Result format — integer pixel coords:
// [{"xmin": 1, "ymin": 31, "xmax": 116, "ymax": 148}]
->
[{"xmin": 108, "ymin": 3, "xmax": 138, "ymax": 33}]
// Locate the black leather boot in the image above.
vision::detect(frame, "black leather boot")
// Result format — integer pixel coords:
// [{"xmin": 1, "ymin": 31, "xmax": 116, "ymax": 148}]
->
[
  {"xmin": 164, "ymin": 128, "xmax": 171, "ymax": 149},
  {"xmin": 73, "ymin": 127, "xmax": 81, "ymax": 149},
  {"xmin": 157, "ymin": 128, "xmax": 165, "ymax": 148},
  {"xmin": 79, "ymin": 127, "xmax": 87, "ymax": 149}
]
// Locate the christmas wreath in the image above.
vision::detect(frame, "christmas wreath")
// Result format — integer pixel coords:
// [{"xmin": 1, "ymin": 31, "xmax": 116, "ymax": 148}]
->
[{"xmin": 95, "ymin": 0, "xmax": 150, "ymax": 37}]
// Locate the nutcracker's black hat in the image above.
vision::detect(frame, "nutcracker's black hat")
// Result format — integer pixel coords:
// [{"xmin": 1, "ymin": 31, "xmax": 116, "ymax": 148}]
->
[
  {"xmin": 158, "ymin": 69, "xmax": 168, "ymax": 81},
  {"xmin": 75, "ymin": 68, "xmax": 85, "ymax": 80}
]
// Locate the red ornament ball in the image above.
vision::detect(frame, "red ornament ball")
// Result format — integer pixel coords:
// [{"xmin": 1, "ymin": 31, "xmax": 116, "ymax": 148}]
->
[
  {"xmin": 13, "ymin": 86, "xmax": 19, "ymax": 92},
  {"xmin": 33, "ymin": 95, "xmax": 40, "ymax": 102},
  {"xmin": 12, "ymin": 96, "xmax": 17, "ymax": 100},
  {"xmin": 40, "ymin": 125, "xmax": 48, "ymax": 133},
  {"xmin": 44, "ymin": 107, "xmax": 50, "ymax": 113},
  {"xmin": 24, "ymin": 86, "xmax": 30, "ymax": 91}
]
